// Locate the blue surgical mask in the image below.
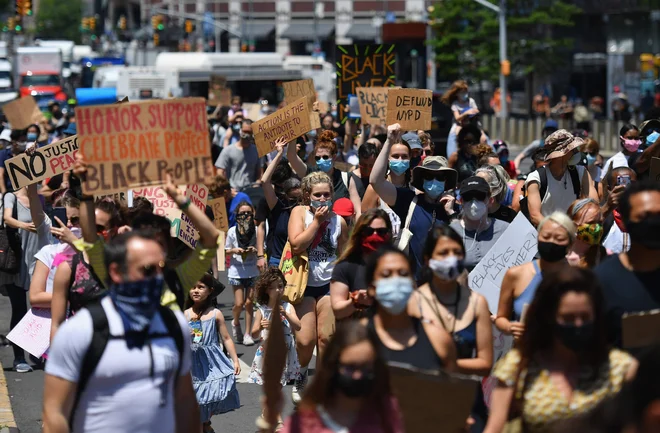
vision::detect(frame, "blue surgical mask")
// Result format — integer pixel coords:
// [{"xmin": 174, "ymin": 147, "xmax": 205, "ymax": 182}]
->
[
  {"xmin": 27, "ymin": 132, "xmax": 38, "ymax": 142},
  {"xmin": 423, "ymin": 179, "xmax": 445, "ymax": 199},
  {"xmin": 460, "ymin": 92, "xmax": 469, "ymax": 102},
  {"xmin": 375, "ymin": 276, "xmax": 414, "ymax": 315},
  {"xmin": 389, "ymin": 159, "xmax": 410, "ymax": 175},
  {"xmin": 586, "ymin": 153, "xmax": 597, "ymax": 166},
  {"xmin": 647, "ymin": 131, "xmax": 660, "ymax": 145},
  {"xmin": 311, "ymin": 199, "xmax": 332, "ymax": 211},
  {"xmin": 316, "ymin": 158, "xmax": 333, "ymax": 173},
  {"xmin": 110, "ymin": 275, "xmax": 165, "ymax": 343}
]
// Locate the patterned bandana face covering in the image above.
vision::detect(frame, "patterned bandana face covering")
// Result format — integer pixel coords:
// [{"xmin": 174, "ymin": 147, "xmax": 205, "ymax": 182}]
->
[
  {"xmin": 576, "ymin": 223, "xmax": 603, "ymax": 246},
  {"xmin": 110, "ymin": 275, "xmax": 165, "ymax": 347}
]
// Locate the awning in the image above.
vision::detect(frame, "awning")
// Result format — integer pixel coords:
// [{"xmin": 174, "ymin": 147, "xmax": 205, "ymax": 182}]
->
[
  {"xmin": 345, "ymin": 23, "xmax": 380, "ymax": 40},
  {"xmin": 229, "ymin": 21, "xmax": 275, "ymax": 40},
  {"xmin": 280, "ymin": 21, "xmax": 334, "ymax": 41}
]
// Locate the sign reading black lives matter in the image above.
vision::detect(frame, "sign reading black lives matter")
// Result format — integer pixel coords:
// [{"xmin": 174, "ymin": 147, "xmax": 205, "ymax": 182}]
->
[{"xmin": 336, "ymin": 44, "xmax": 397, "ymax": 123}]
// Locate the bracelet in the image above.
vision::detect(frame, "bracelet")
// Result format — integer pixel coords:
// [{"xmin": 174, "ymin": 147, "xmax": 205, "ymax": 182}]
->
[{"xmin": 178, "ymin": 198, "xmax": 192, "ymax": 210}]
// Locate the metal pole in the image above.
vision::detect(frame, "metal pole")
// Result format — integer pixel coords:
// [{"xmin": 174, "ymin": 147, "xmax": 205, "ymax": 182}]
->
[
  {"xmin": 314, "ymin": 0, "xmax": 319, "ymax": 48},
  {"xmin": 499, "ymin": 0, "xmax": 508, "ymax": 118},
  {"xmin": 426, "ymin": 7, "xmax": 436, "ymax": 91}
]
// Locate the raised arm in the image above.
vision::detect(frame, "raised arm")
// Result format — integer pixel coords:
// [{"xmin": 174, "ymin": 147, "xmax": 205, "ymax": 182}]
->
[
  {"xmin": 369, "ymin": 123, "xmax": 400, "ymax": 207},
  {"xmin": 73, "ymin": 155, "xmax": 98, "ymax": 244},
  {"xmin": 262, "ymin": 137, "xmax": 287, "ymax": 210},
  {"xmin": 286, "ymin": 135, "xmax": 307, "ymax": 179},
  {"xmin": 27, "ymin": 183, "xmax": 46, "ymax": 229}
]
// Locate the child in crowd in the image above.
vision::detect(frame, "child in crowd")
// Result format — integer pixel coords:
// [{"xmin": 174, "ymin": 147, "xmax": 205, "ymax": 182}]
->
[
  {"xmin": 249, "ymin": 267, "xmax": 301, "ymax": 429},
  {"xmin": 184, "ymin": 273, "xmax": 240, "ymax": 433},
  {"xmin": 225, "ymin": 201, "xmax": 260, "ymax": 346}
]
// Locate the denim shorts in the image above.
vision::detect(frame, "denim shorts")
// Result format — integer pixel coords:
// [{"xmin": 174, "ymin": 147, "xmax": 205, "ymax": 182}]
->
[{"xmin": 228, "ymin": 277, "xmax": 257, "ymax": 289}]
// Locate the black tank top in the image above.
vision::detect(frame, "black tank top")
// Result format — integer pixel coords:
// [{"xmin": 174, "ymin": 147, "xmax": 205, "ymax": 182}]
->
[{"xmin": 367, "ymin": 314, "xmax": 444, "ymax": 371}]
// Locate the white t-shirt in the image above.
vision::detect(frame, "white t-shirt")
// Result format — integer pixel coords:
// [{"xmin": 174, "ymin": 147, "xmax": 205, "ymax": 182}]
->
[
  {"xmin": 305, "ymin": 210, "xmax": 341, "ymax": 287},
  {"xmin": 603, "ymin": 223, "xmax": 631, "ymax": 255},
  {"xmin": 45, "ymin": 296, "xmax": 192, "ymax": 433},
  {"xmin": 525, "ymin": 166, "xmax": 586, "ymax": 217},
  {"xmin": 225, "ymin": 226, "xmax": 260, "ymax": 279},
  {"xmin": 602, "ymin": 151, "xmax": 630, "ymax": 175},
  {"xmin": 34, "ymin": 244, "xmax": 61, "ymax": 294}
]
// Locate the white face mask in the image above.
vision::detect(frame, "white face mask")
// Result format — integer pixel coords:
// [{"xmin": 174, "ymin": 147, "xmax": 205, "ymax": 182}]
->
[{"xmin": 465, "ymin": 200, "xmax": 488, "ymax": 220}]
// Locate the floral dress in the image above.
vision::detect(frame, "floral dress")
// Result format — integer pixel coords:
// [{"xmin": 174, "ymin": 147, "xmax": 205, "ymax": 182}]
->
[{"xmin": 249, "ymin": 302, "xmax": 300, "ymax": 386}]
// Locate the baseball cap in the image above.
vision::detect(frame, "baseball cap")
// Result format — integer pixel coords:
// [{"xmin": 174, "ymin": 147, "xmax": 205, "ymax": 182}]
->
[
  {"xmin": 460, "ymin": 176, "xmax": 490, "ymax": 197},
  {"xmin": 333, "ymin": 197, "xmax": 354, "ymax": 217},
  {"xmin": 0, "ymin": 129, "xmax": 11, "ymax": 142},
  {"xmin": 402, "ymin": 132, "xmax": 423, "ymax": 150},
  {"xmin": 544, "ymin": 119, "xmax": 559, "ymax": 130}
]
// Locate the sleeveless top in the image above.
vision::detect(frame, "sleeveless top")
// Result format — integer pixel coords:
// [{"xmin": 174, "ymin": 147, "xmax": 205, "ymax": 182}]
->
[
  {"xmin": 68, "ymin": 253, "xmax": 105, "ymax": 314},
  {"xmin": 304, "ymin": 209, "xmax": 341, "ymax": 287},
  {"xmin": 513, "ymin": 260, "xmax": 542, "ymax": 322},
  {"xmin": 367, "ymin": 313, "xmax": 444, "ymax": 371}
]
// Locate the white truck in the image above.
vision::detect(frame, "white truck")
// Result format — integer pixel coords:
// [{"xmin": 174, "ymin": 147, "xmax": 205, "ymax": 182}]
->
[
  {"xmin": 16, "ymin": 47, "xmax": 64, "ymax": 101},
  {"xmin": 116, "ymin": 67, "xmax": 180, "ymax": 101},
  {"xmin": 35, "ymin": 40, "xmax": 74, "ymax": 79}
]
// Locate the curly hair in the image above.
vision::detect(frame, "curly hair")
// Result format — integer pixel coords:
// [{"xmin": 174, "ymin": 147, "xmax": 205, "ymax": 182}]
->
[
  {"xmin": 315, "ymin": 129, "xmax": 338, "ymax": 155},
  {"xmin": 301, "ymin": 171, "xmax": 334, "ymax": 205},
  {"xmin": 208, "ymin": 174, "xmax": 231, "ymax": 198},
  {"xmin": 253, "ymin": 267, "xmax": 286, "ymax": 306}
]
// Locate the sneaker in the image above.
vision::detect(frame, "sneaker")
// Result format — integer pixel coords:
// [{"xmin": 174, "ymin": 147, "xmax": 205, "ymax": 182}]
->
[
  {"xmin": 292, "ymin": 370, "xmax": 308, "ymax": 404},
  {"xmin": 13, "ymin": 361, "xmax": 32, "ymax": 373},
  {"xmin": 243, "ymin": 334, "xmax": 255, "ymax": 346},
  {"xmin": 232, "ymin": 321, "xmax": 243, "ymax": 343}
]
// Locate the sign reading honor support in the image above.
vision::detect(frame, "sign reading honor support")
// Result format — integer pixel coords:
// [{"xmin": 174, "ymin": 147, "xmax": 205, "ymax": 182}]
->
[
  {"xmin": 4, "ymin": 135, "xmax": 79, "ymax": 190},
  {"xmin": 386, "ymin": 88, "xmax": 433, "ymax": 130},
  {"xmin": 252, "ymin": 96, "xmax": 313, "ymax": 157},
  {"xmin": 335, "ymin": 43, "xmax": 397, "ymax": 123},
  {"xmin": 77, "ymin": 98, "xmax": 213, "ymax": 195}
]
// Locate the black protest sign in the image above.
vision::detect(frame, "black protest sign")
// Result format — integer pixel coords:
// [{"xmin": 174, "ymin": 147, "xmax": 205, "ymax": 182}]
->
[
  {"xmin": 386, "ymin": 88, "xmax": 433, "ymax": 131},
  {"xmin": 336, "ymin": 44, "xmax": 396, "ymax": 123}
]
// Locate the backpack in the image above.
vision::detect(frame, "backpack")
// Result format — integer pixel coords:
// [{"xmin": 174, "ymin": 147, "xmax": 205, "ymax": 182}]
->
[
  {"xmin": 0, "ymin": 193, "xmax": 20, "ymax": 273},
  {"xmin": 68, "ymin": 301, "xmax": 184, "ymax": 427},
  {"xmin": 519, "ymin": 166, "xmax": 581, "ymax": 221}
]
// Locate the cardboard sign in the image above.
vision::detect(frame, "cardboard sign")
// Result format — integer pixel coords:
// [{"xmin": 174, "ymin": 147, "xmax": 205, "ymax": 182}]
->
[
  {"xmin": 210, "ymin": 74, "xmax": 227, "ymax": 89},
  {"xmin": 283, "ymin": 79, "xmax": 315, "ymax": 104},
  {"xmin": 177, "ymin": 184, "xmax": 209, "ymax": 249},
  {"xmin": 336, "ymin": 43, "xmax": 397, "ymax": 122},
  {"xmin": 622, "ymin": 310, "xmax": 660, "ymax": 349},
  {"xmin": 77, "ymin": 98, "xmax": 213, "ymax": 195},
  {"xmin": 244, "ymin": 103, "xmax": 262, "ymax": 121},
  {"xmin": 356, "ymin": 87, "xmax": 390, "ymax": 124},
  {"xmin": 95, "ymin": 191, "xmax": 129, "ymax": 206},
  {"xmin": 386, "ymin": 88, "xmax": 433, "ymax": 130},
  {"xmin": 209, "ymin": 88, "xmax": 232, "ymax": 106},
  {"xmin": 216, "ymin": 231, "xmax": 226, "ymax": 272},
  {"xmin": 133, "ymin": 186, "xmax": 184, "ymax": 236},
  {"xmin": 389, "ymin": 363, "xmax": 479, "ymax": 433},
  {"xmin": 481, "ymin": 327, "xmax": 514, "ymax": 407},
  {"xmin": 650, "ymin": 157, "xmax": 660, "ymax": 181},
  {"xmin": 252, "ymin": 96, "xmax": 313, "ymax": 157},
  {"xmin": 3, "ymin": 96, "xmax": 44, "ymax": 130},
  {"xmin": 208, "ymin": 197, "xmax": 229, "ymax": 232},
  {"xmin": 4, "ymin": 135, "xmax": 78, "ymax": 189},
  {"xmin": 6, "ymin": 308, "xmax": 51, "ymax": 358},
  {"xmin": 468, "ymin": 213, "xmax": 538, "ymax": 314}
]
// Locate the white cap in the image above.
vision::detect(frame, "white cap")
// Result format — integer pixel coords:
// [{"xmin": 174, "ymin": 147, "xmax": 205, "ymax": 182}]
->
[{"xmin": 0, "ymin": 129, "xmax": 11, "ymax": 142}]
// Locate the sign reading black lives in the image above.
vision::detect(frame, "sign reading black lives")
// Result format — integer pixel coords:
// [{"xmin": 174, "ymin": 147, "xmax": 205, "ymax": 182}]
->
[{"xmin": 336, "ymin": 44, "xmax": 396, "ymax": 123}]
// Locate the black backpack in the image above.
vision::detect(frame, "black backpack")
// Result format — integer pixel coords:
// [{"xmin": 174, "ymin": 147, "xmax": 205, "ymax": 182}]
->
[
  {"xmin": 519, "ymin": 166, "xmax": 581, "ymax": 221},
  {"xmin": 68, "ymin": 301, "xmax": 184, "ymax": 427}
]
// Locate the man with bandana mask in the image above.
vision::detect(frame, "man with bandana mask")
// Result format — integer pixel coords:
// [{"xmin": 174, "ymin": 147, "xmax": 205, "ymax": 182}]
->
[
  {"xmin": 596, "ymin": 181, "xmax": 660, "ymax": 351},
  {"xmin": 43, "ymin": 231, "xmax": 200, "ymax": 433},
  {"xmin": 215, "ymin": 119, "xmax": 262, "ymax": 192},
  {"xmin": 0, "ymin": 128, "xmax": 28, "ymax": 193}
]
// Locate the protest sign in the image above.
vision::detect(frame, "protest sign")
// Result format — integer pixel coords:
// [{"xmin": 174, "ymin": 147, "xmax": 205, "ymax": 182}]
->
[
  {"xmin": 356, "ymin": 87, "xmax": 390, "ymax": 124},
  {"xmin": 283, "ymin": 79, "xmax": 315, "ymax": 104},
  {"xmin": 3, "ymin": 96, "xmax": 44, "ymax": 130},
  {"xmin": 650, "ymin": 157, "xmax": 660, "ymax": 181},
  {"xmin": 208, "ymin": 197, "xmax": 229, "ymax": 232},
  {"xmin": 622, "ymin": 310, "xmax": 660, "ymax": 349},
  {"xmin": 210, "ymin": 74, "xmax": 227, "ymax": 89},
  {"xmin": 481, "ymin": 327, "xmax": 514, "ymax": 407},
  {"xmin": 4, "ymin": 135, "xmax": 78, "ymax": 189},
  {"xmin": 252, "ymin": 97, "xmax": 313, "ymax": 157},
  {"xmin": 95, "ymin": 191, "xmax": 129, "ymax": 206},
  {"xmin": 77, "ymin": 98, "xmax": 213, "ymax": 195},
  {"xmin": 178, "ymin": 184, "xmax": 209, "ymax": 249},
  {"xmin": 389, "ymin": 363, "xmax": 479, "ymax": 433},
  {"xmin": 336, "ymin": 43, "xmax": 396, "ymax": 122},
  {"xmin": 244, "ymin": 103, "xmax": 262, "ymax": 121},
  {"xmin": 468, "ymin": 213, "xmax": 538, "ymax": 314},
  {"xmin": 6, "ymin": 308, "xmax": 51, "ymax": 358},
  {"xmin": 209, "ymin": 88, "xmax": 232, "ymax": 106},
  {"xmin": 386, "ymin": 88, "xmax": 433, "ymax": 131},
  {"xmin": 133, "ymin": 185, "xmax": 184, "ymax": 236},
  {"xmin": 216, "ymin": 231, "xmax": 226, "ymax": 272}
]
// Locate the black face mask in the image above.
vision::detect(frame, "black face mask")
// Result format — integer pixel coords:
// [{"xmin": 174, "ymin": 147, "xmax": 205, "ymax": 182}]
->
[
  {"xmin": 627, "ymin": 215, "xmax": 660, "ymax": 250},
  {"xmin": 335, "ymin": 371, "xmax": 374, "ymax": 398},
  {"xmin": 537, "ymin": 241, "xmax": 567, "ymax": 262},
  {"xmin": 554, "ymin": 322, "xmax": 594, "ymax": 353},
  {"xmin": 410, "ymin": 155, "xmax": 422, "ymax": 168}
]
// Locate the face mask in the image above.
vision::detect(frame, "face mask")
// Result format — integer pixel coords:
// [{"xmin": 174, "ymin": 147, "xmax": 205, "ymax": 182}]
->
[
  {"xmin": 232, "ymin": 123, "xmax": 241, "ymax": 131},
  {"xmin": 110, "ymin": 275, "xmax": 165, "ymax": 339},
  {"xmin": 465, "ymin": 200, "xmax": 488, "ymax": 220},
  {"xmin": 554, "ymin": 322, "xmax": 594, "ymax": 353},
  {"xmin": 335, "ymin": 370, "xmax": 375, "ymax": 398},
  {"xmin": 647, "ymin": 131, "xmax": 660, "ymax": 145},
  {"xmin": 27, "ymin": 133, "xmax": 38, "ymax": 142},
  {"xmin": 620, "ymin": 136, "xmax": 642, "ymax": 152},
  {"xmin": 576, "ymin": 223, "xmax": 603, "ymax": 246},
  {"xmin": 537, "ymin": 241, "xmax": 567, "ymax": 262},
  {"xmin": 316, "ymin": 158, "xmax": 333, "ymax": 173},
  {"xmin": 627, "ymin": 215, "xmax": 660, "ymax": 250},
  {"xmin": 389, "ymin": 159, "xmax": 410, "ymax": 175},
  {"xmin": 428, "ymin": 256, "xmax": 465, "ymax": 281},
  {"xmin": 375, "ymin": 276, "xmax": 414, "ymax": 315},
  {"xmin": 410, "ymin": 155, "xmax": 422, "ymax": 168},
  {"xmin": 362, "ymin": 233, "xmax": 389, "ymax": 253},
  {"xmin": 568, "ymin": 152, "xmax": 582, "ymax": 166},
  {"xmin": 585, "ymin": 154, "xmax": 597, "ymax": 166},
  {"xmin": 423, "ymin": 179, "xmax": 445, "ymax": 199},
  {"xmin": 240, "ymin": 132, "xmax": 253, "ymax": 142},
  {"xmin": 460, "ymin": 92, "xmax": 469, "ymax": 102},
  {"xmin": 500, "ymin": 155, "xmax": 509, "ymax": 164},
  {"xmin": 311, "ymin": 199, "xmax": 332, "ymax": 211}
]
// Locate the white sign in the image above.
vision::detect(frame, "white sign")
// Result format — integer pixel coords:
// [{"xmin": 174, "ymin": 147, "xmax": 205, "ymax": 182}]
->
[
  {"xmin": 468, "ymin": 213, "xmax": 538, "ymax": 314},
  {"xmin": 7, "ymin": 308, "xmax": 52, "ymax": 358}
]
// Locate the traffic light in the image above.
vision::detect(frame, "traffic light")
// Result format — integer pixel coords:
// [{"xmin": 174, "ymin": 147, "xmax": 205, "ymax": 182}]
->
[
  {"xmin": 501, "ymin": 60, "xmax": 511, "ymax": 76},
  {"xmin": 153, "ymin": 33, "xmax": 159, "ymax": 46},
  {"xmin": 151, "ymin": 15, "xmax": 158, "ymax": 29},
  {"xmin": 119, "ymin": 15, "xmax": 126, "ymax": 30},
  {"xmin": 16, "ymin": 0, "xmax": 30, "ymax": 16},
  {"xmin": 8, "ymin": 16, "xmax": 15, "ymax": 31},
  {"xmin": 89, "ymin": 17, "xmax": 96, "ymax": 31},
  {"xmin": 185, "ymin": 20, "xmax": 193, "ymax": 33}
]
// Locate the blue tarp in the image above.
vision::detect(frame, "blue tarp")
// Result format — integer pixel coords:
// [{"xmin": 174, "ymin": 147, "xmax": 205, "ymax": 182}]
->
[{"xmin": 75, "ymin": 87, "xmax": 117, "ymax": 106}]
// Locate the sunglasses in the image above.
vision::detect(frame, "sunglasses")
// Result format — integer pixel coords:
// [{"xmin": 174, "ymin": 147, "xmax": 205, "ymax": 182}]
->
[
  {"xmin": 315, "ymin": 155, "xmax": 331, "ymax": 161},
  {"xmin": 463, "ymin": 193, "xmax": 488, "ymax": 202},
  {"xmin": 362, "ymin": 227, "xmax": 389, "ymax": 236},
  {"xmin": 69, "ymin": 216, "xmax": 80, "ymax": 226},
  {"xmin": 422, "ymin": 172, "xmax": 444, "ymax": 181},
  {"xmin": 141, "ymin": 260, "xmax": 165, "ymax": 278},
  {"xmin": 96, "ymin": 224, "xmax": 108, "ymax": 233},
  {"xmin": 237, "ymin": 212, "xmax": 253, "ymax": 217}
]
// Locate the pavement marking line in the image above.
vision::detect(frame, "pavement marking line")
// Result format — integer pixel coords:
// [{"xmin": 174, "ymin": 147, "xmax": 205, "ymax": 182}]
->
[
  {"xmin": 0, "ymin": 360, "xmax": 18, "ymax": 430},
  {"xmin": 236, "ymin": 358, "xmax": 252, "ymax": 384}
]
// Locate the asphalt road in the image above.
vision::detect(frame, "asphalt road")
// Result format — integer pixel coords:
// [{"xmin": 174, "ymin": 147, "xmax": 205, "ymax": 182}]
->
[{"xmin": 0, "ymin": 270, "xmax": 315, "ymax": 433}]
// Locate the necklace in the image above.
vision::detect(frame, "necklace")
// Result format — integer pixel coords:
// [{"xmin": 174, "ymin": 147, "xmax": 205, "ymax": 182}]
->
[{"xmin": 428, "ymin": 284, "xmax": 461, "ymax": 334}]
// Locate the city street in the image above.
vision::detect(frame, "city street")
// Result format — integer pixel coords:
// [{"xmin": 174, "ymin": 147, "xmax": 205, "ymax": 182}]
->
[{"xmin": 0, "ymin": 271, "xmax": 313, "ymax": 433}]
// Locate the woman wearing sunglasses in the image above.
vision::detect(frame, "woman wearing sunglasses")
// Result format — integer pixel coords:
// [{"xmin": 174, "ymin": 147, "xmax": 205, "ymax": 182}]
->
[
  {"xmin": 287, "ymin": 129, "xmax": 362, "ymax": 219},
  {"xmin": 330, "ymin": 209, "xmax": 392, "ymax": 321}
]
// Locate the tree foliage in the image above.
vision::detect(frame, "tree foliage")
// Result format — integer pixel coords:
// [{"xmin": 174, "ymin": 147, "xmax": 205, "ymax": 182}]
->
[
  {"xmin": 35, "ymin": 0, "xmax": 83, "ymax": 43},
  {"xmin": 428, "ymin": 0, "xmax": 582, "ymax": 82}
]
